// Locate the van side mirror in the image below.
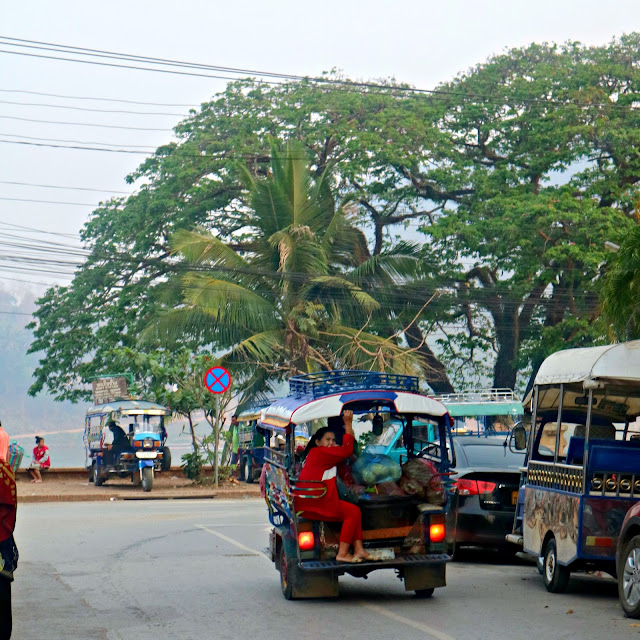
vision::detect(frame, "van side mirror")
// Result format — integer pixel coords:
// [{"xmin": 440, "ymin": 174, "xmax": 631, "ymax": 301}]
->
[{"xmin": 511, "ymin": 423, "xmax": 527, "ymax": 451}]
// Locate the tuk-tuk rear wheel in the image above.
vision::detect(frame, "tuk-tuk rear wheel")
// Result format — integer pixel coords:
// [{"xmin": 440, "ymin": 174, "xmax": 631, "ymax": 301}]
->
[
  {"xmin": 414, "ymin": 588, "xmax": 434, "ymax": 598},
  {"xmin": 93, "ymin": 463, "xmax": 104, "ymax": 487},
  {"xmin": 279, "ymin": 545, "xmax": 296, "ymax": 600},
  {"xmin": 245, "ymin": 458, "xmax": 254, "ymax": 484},
  {"xmin": 543, "ymin": 538, "xmax": 570, "ymax": 593}
]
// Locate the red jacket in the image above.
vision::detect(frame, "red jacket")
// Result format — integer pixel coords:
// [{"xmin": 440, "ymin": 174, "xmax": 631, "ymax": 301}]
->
[{"xmin": 294, "ymin": 434, "xmax": 354, "ymax": 518}]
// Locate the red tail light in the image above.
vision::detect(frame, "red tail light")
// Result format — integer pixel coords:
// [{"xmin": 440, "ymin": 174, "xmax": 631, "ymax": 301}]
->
[
  {"xmin": 298, "ymin": 531, "xmax": 315, "ymax": 551},
  {"xmin": 429, "ymin": 524, "xmax": 445, "ymax": 543},
  {"xmin": 455, "ymin": 478, "xmax": 496, "ymax": 496}
]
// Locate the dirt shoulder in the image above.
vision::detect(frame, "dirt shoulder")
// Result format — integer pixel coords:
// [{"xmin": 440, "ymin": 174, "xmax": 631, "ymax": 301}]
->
[{"xmin": 15, "ymin": 468, "xmax": 261, "ymax": 503}]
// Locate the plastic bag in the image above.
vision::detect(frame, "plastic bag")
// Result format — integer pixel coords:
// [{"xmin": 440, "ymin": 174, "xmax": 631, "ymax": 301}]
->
[{"xmin": 352, "ymin": 451, "xmax": 402, "ymax": 486}]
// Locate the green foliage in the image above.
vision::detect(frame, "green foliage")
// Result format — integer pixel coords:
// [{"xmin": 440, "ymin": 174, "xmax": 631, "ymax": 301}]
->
[{"xmin": 181, "ymin": 450, "xmax": 204, "ymax": 480}]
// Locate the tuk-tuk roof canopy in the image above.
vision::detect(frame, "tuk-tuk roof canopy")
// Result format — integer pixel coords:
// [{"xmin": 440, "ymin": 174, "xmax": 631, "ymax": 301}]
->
[
  {"xmin": 445, "ymin": 401, "xmax": 523, "ymax": 417},
  {"xmin": 259, "ymin": 389, "xmax": 449, "ymax": 430},
  {"xmin": 534, "ymin": 341, "xmax": 640, "ymax": 387},
  {"xmin": 86, "ymin": 399, "xmax": 171, "ymax": 416}
]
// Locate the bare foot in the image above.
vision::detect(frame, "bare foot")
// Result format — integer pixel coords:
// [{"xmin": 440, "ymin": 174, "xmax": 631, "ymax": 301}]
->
[{"xmin": 353, "ymin": 551, "xmax": 372, "ymax": 561}]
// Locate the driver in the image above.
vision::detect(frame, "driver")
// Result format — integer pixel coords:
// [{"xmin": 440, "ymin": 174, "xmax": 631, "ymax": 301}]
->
[{"xmin": 295, "ymin": 410, "xmax": 372, "ymax": 564}]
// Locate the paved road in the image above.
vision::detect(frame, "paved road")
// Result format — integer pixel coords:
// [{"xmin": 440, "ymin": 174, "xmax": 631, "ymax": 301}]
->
[{"xmin": 11, "ymin": 499, "xmax": 638, "ymax": 640}]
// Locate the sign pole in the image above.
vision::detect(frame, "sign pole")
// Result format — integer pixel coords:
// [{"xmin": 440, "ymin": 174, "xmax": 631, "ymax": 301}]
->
[
  {"xmin": 203, "ymin": 365, "xmax": 232, "ymax": 490},
  {"xmin": 214, "ymin": 394, "xmax": 220, "ymax": 488}
]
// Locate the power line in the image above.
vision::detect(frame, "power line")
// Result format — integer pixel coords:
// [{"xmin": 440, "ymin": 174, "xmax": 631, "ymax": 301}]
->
[
  {"xmin": 0, "ymin": 114, "xmax": 170, "ymax": 131},
  {"xmin": 0, "ymin": 138, "xmax": 155, "ymax": 155},
  {"xmin": 0, "ymin": 179, "xmax": 131, "ymax": 195},
  {"xmin": 0, "ymin": 98, "xmax": 186, "ymax": 117},
  {"xmin": 0, "ymin": 88, "xmax": 196, "ymax": 108},
  {"xmin": 0, "ymin": 132, "xmax": 159, "ymax": 150},
  {"xmin": 0, "ymin": 220, "xmax": 79, "ymax": 239},
  {"xmin": 0, "ymin": 195, "xmax": 97, "ymax": 206}
]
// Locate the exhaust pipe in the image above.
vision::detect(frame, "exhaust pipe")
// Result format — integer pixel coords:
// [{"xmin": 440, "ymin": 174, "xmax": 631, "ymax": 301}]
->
[{"xmin": 505, "ymin": 533, "xmax": 523, "ymax": 547}]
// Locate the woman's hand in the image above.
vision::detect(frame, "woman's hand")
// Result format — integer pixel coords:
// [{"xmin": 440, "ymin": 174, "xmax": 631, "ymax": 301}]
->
[{"xmin": 343, "ymin": 409, "xmax": 354, "ymax": 435}]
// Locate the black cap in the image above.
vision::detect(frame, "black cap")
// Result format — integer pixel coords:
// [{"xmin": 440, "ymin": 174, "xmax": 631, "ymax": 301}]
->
[{"xmin": 35, "ymin": 435, "xmax": 43, "ymax": 443}]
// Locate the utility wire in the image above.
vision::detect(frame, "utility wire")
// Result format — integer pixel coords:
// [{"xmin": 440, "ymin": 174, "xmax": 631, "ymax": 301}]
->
[
  {"xmin": 0, "ymin": 114, "xmax": 170, "ymax": 131},
  {"xmin": 0, "ymin": 98, "xmax": 186, "ymax": 117},
  {"xmin": 0, "ymin": 132, "xmax": 160, "ymax": 149},
  {"xmin": 0, "ymin": 179, "xmax": 131, "ymax": 195},
  {"xmin": 0, "ymin": 88, "xmax": 196, "ymax": 107}
]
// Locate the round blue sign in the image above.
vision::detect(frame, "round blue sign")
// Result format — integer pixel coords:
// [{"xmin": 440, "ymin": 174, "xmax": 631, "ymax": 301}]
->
[{"xmin": 204, "ymin": 367, "xmax": 231, "ymax": 394}]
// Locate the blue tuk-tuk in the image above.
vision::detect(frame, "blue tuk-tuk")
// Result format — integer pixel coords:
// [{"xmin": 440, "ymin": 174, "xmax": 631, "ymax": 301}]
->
[
  {"xmin": 84, "ymin": 400, "xmax": 171, "ymax": 492},
  {"xmin": 260, "ymin": 371, "xmax": 454, "ymax": 600},
  {"xmin": 508, "ymin": 341, "xmax": 640, "ymax": 593},
  {"xmin": 236, "ymin": 406, "xmax": 267, "ymax": 484}
]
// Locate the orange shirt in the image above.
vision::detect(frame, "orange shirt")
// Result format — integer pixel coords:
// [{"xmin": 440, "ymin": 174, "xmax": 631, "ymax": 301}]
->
[{"xmin": 0, "ymin": 427, "xmax": 9, "ymax": 462}]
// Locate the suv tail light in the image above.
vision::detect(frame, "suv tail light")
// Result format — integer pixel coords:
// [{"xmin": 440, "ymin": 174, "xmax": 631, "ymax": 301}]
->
[{"xmin": 455, "ymin": 478, "xmax": 496, "ymax": 496}]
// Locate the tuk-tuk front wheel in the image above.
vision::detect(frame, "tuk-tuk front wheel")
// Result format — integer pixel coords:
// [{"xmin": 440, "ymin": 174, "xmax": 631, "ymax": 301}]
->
[
  {"xmin": 93, "ymin": 463, "xmax": 104, "ymax": 487},
  {"xmin": 141, "ymin": 466, "xmax": 153, "ymax": 492},
  {"xmin": 618, "ymin": 534, "xmax": 640, "ymax": 618},
  {"xmin": 543, "ymin": 538, "xmax": 570, "ymax": 593}
]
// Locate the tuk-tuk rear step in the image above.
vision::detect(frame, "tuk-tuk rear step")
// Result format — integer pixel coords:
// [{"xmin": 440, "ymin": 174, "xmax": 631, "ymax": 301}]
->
[{"xmin": 299, "ymin": 553, "xmax": 449, "ymax": 571}]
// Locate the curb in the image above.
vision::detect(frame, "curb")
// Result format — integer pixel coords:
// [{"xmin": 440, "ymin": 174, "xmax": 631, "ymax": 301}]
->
[{"xmin": 18, "ymin": 489, "xmax": 262, "ymax": 504}]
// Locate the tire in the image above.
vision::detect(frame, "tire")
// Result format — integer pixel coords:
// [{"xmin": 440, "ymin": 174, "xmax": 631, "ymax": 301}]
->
[
  {"xmin": 415, "ymin": 588, "xmax": 434, "ymax": 598},
  {"xmin": 245, "ymin": 458, "xmax": 254, "ymax": 484},
  {"xmin": 279, "ymin": 545, "xmax": 297, "ymax": 600},
  {"xmin": 93, "ymin": 463, "xmax": 104, "ymax": 487},
  {"xmin": 141, "ymin": 466, "xmax": 153, "ymax": 492},
  {"xmin": 160, "ymin": 446, "xmax": 171, "ymax": 472},
  {"xmin": 237, "ymin": 455, "xmax": 245, "ymax": 482},
  {"xmin": 537, "ymin": 555, "xmax": 545, "ymax": 576},
  {"xmin": 618, "ymin": 534, "xmax": 640, "ymax": 618},
  {"xmin": 88, "ymin": 464, "xmax": 95, "ymax": 483},
  {"xmin": 543, "ymin": 538, "xmax": 570, "ymax": 593}
]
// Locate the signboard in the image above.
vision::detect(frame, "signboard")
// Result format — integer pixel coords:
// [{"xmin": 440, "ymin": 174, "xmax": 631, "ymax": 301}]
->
[
  {"xmin": 92, "ymin": 376, "xmax": 129, "ymax": 405},
  {"xmin": 204, "ymin": 367, "xmax": 231, "ymax": 394}
]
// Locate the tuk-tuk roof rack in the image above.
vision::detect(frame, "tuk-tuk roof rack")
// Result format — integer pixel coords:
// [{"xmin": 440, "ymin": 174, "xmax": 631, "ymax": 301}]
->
[
  {"xmin": 289, "ymin": 371, "xmax": 420, "ymax": 398},
  {"xmin": 433, "ymin": 388, "xmax": 517, "ymax": 404}
]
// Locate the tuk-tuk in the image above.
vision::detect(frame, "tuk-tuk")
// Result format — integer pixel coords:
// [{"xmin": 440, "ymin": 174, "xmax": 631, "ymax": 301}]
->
[
  {"xmin": 507, "ymin": 340, "xmax": 640, "ymax": 593},
  {"xmin": 368, "ymin": 388, "xmax": 524, "ymax": 462},
  {"xmin": 260, "ymin": 370, "xmax": 453, "ymax": 600},
  {"xmin": 236, "ymin": 407, "xmax": 266, "ymax": 484},
  {"xmin": 84, "ymin": 400, "xmax": 171, "ymax": 492}
]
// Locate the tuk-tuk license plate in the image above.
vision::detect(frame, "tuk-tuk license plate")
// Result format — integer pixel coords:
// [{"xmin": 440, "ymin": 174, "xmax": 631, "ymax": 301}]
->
[
  {"xmin": 511, "ymin": 491, "xmax": 518, "ymax": 505},
  {"xmin": 367, "ymin": 548, "xmax": 395, "ymax": 561}
]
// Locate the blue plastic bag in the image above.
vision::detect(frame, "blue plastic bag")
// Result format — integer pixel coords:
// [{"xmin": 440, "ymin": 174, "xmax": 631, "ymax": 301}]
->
[{"xmin": 352, "ymin": 451, "xmax": 402, "ymax": 486}]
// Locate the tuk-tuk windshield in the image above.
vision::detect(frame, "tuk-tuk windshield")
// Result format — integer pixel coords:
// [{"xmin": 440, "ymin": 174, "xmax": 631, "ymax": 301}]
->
[{"xmin": 123, "ymin": 414, "xmax": 164, "ymax": 434}]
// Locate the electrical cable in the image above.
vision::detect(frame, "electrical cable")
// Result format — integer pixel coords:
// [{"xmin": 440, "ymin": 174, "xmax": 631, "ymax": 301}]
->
[
  {"xmin": 0, "ymin": 88, "xmax": 196, "ymax": 107},
  {"xmin": 0, "ymin": 113, "xmax": 169, "ymax": 131},
  {"xmin": 0, "ymin": 179, "xmax": 131, "ymax": 195},
  {"xmin": 0, "ymin": 98, "xmax": 186, "ymax": 117}
]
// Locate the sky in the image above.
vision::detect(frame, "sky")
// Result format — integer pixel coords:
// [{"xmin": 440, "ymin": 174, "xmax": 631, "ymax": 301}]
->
[{"xmin": 1, "ymin": 0, "xmax": 639, "ymax": 297}]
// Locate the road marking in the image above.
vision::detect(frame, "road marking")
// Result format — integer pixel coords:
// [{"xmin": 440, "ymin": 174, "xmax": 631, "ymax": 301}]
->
[
  {"xmin": 195, "ymin": 524, "xmax": 266, "ymax": 558},
  {"xmin": 360, "ymin": 603, "xmax": 457, "ymax": 640}
]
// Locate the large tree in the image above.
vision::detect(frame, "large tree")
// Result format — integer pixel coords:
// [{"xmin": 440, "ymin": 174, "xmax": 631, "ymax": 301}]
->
[{"xmin": 28, "ymin": 35, "xmax": 640, "ymax": 401}]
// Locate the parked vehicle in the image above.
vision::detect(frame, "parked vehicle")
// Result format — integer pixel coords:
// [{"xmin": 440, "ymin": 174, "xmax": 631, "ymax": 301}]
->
[
  {"xmin": 260, "ymin": 370, "xmax": 454, "ymax": 600},
  {"xmin": 368, "ymin": 389, "xmax": 523, "ymax": 463},
  {"xmin": 617, "ymin": 501, "xmax": 640, "ymax": 617},
  {"xmin": 507, "ymin": 340, "xmax": 640, "ymax": 594},
  {"xmin": 448, "ymin": 434, "xmax": 525, "ymax": 555},
  {"xmin": 236, "ymin": 407, "xmax": 266, "ymax": 484},
  {"xmin": 84, "ymin": 399, "xmax": 171, "ymax": 492}
]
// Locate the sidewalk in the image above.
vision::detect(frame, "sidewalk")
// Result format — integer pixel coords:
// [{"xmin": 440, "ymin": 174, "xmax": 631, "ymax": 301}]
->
[{"xmin": 15, "ymin": 468, "xmax": 262, "ymax": 503}]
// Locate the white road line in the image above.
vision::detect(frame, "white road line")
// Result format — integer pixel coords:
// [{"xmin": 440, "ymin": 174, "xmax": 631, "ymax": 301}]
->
[
  {"xmin": 360, "ymin": 603, "xmax": 458, "ymax": 640},
  {"xmin": 195, "ymin": 524, "xmax": 267, "ymax": 558}
]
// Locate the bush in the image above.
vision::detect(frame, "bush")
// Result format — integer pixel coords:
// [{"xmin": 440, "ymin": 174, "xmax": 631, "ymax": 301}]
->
[{"xmin": 181, "ymin": 451, "xmax": 204, "ymax": 480}]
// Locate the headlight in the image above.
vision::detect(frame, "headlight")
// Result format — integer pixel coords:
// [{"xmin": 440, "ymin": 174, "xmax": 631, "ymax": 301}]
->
[{"xmin": 143, "ymin": 438, "xmax": 154, "ymax": 449}]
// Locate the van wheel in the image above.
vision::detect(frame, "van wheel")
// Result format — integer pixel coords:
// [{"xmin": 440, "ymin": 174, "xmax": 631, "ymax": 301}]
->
[
  {"xmin": 618, "ymin": 534, "xmax": 640, "ymax": 618},
  {"xmin": 543, "ymin": 538, "xmax": 570, "ymax": 593},
  {"xmin": 141, "ymin": 467, "xmax": 153, "ymax": 492},
  {"xmin": 279, "ymin": 545, "xmax": 298, "ymax": 600},
  {"xmin": 415, "ymin": 588, "xmax": 434, "ymax": 598}
]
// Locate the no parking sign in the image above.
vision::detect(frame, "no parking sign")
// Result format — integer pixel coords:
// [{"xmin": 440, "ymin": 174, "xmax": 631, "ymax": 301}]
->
[{"xmin": 204, "ymin": 366, "xmax": 231, "ymax": 394}]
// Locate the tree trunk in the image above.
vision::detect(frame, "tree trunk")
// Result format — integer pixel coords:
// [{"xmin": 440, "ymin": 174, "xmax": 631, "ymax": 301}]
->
[
  {"xmin": 492, "ymin": 307, "xmax": 519, "ymax": 389},
  {"xmin": 404, "ymin": 325, "xmax": 455, "ymax": 393},
  {"xmin": 187, "ymin": 413, "xmax": 198, "ymax": 453}
]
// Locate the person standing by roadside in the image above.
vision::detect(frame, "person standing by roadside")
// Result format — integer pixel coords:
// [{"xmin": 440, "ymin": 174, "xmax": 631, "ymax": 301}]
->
[
  {"xmin": 228, "ymin": 414, "xmax": 240, "ymax": 484},
  {"xmin": 0, "ymin": 421, "xmax": 8, "ymax": 463},
  {"xmin": 28, "ymin": 436, "xmax": 50, "ymax": 483},
  {"xmin": 0, "ymin": 459, "xmax": 18, "ymax": 639}
]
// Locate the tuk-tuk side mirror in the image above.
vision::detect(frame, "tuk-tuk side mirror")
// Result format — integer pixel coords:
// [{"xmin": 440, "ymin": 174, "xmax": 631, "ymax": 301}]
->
[
  {"xmin": 372, "ymin": 414, "xmax": 384, "ymax": 436},
  {"xmin": 511, "ymin": 422, "xmax": 527, "ymax": 451}
]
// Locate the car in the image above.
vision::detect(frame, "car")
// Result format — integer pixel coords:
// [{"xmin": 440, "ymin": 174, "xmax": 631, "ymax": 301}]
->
[
  {"xmin": 617, "ymin": 501, "xmax": 640, "ymax": 618},
  {"xmin": 448, "ymin": 434, "xmax": 525, "ymax": 555}
]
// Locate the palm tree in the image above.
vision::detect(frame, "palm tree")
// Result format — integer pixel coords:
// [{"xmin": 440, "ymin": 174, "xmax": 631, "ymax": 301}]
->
[
  {"xmin": 145, "ymin": 142, "xmax": 425, "ymax": 391},
  {"xmin": 601, "ymin": 226, "xmax": 640, "ymax": 340}
]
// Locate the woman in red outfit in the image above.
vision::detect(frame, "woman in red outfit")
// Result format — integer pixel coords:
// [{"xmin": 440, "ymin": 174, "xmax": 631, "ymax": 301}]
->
[{"xmin": 295, "ymin": 410, "xmax": 371, "ymax": 563}]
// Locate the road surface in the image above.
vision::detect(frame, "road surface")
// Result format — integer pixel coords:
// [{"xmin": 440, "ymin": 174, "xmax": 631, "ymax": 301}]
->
[{"xmin": 11, "ymin": 499, "xmax": 637, "ymax": 639}]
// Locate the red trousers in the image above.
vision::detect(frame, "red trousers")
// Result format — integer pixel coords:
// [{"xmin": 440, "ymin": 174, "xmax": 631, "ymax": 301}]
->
[{"xmin": 302, "ymin": 500, "xmax": 363, "ymax": 544}]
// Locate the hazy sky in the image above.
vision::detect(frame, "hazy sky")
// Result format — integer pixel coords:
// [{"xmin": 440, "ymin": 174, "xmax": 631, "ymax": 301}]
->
[{"xmin": 1, "ymin": 0, "xmax": 639, "ymax": 294}]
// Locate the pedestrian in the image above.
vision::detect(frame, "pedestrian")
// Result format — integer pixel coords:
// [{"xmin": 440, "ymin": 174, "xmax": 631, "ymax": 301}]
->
[
  {"xmin": 228, "ymin": 414, "xmax": 240, "ymax": 485},
  {"xmin": 28, "ymin": 436, "xmax": 51, "ymax": 483},
  {"xmin": 0, "ymin": 459, "xmax": 18, "ymax": 640},
  {"xmin": 0, "ymin": 421, "xmax": 8, "ymax": 463}
]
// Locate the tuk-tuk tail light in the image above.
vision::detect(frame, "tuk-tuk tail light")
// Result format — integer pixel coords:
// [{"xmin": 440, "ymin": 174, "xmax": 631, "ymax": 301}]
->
[
  {"xmin": 298, "ymin": 531, "xmax": 315, "ymax": 551},
  {"xmin": 585, "ymin": 536, "xmax": 613, "ymax": 548},
  {"xmin": 429, "ymin": 514, "xmax": 446, "ymax": 543}
]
